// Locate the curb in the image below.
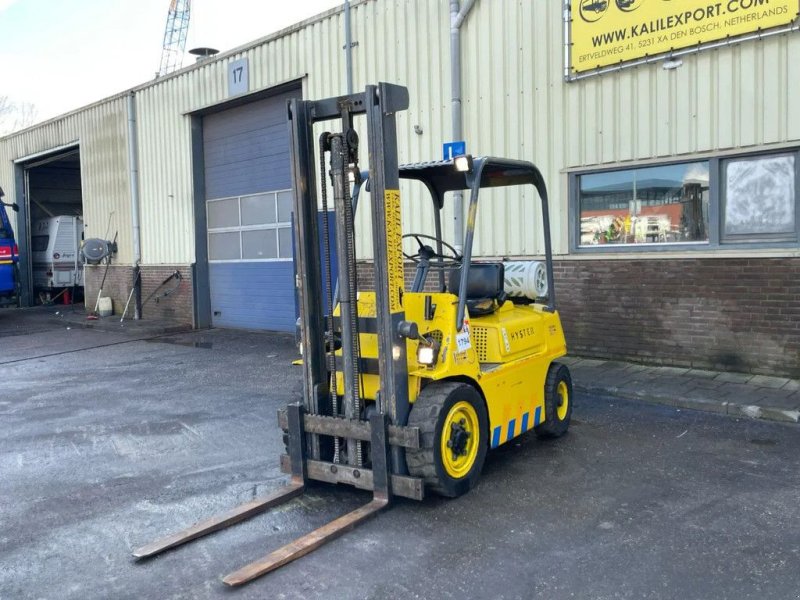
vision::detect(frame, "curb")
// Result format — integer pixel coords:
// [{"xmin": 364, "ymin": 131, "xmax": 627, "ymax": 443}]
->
[
  {"xmin": 45, "ymin": 316, "xmax": 193, "ymax": 336},
  {"xmin": 574, "ymin": 382, "xmax": 800, "ymax": 425}
]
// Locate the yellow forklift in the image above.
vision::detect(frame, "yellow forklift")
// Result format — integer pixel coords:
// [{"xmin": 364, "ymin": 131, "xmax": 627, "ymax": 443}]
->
[{"xmin": 133, "ymin": 82, "xmax": 572, "ymax": 585}]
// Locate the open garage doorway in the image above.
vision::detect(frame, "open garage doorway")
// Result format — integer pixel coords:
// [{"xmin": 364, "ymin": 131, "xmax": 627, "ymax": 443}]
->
[{"xmin": 15, "ymin": 145, "xmax": 85, "ymax": 307}]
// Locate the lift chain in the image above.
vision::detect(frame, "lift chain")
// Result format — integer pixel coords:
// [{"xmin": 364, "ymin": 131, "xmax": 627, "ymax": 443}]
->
[
  {"xmin": 328, "ymin": 129, "xmax": 365, "ymax": 467},
  {"xmin": 341, "ymin": 128, "xmax": 363, "ymax": 467},
  {"xmin": 318, "ymin": 132, "xmax": 341, "ymax": 464}
]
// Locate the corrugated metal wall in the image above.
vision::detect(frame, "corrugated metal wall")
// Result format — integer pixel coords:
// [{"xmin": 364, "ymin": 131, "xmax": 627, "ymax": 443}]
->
[
  {"xmin": 135, "ymin": 83, "xmax": 195, "ymax": 265},
  {"xmin": 0, "ymin": 97, "xmax": 133, "ymax": 263},
  {"xmin": 462, "ymin": 0, "xmax": 800, "ymax": 256},
  {"xmin": 4, "ymin": 0, "xmax": 799, "ymax": 265},
  {"xmin": 134, "ymin": 0, "xmax": 800, "ymax": 263}
]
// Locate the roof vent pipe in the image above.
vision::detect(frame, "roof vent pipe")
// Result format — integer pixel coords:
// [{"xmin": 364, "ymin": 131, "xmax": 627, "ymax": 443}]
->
[
  {"xmin": 450, "ymin": 0, "xmax": 477, "ymax": 252},
  {"xmin": 189, "ymin": 47, "xmax": 219, "ymax": 63}
]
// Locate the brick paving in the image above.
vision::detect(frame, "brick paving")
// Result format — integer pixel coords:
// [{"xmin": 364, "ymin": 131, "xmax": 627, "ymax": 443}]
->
[{"xmin": 561, "ymin": 356, "xmax": 800, "ymax": 424}]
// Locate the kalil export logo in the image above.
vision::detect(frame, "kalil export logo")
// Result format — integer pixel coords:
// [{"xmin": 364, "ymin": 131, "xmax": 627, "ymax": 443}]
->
[
  {"xmin": 580, "ymin": 0, "xmax": 651, "ymax": 23},
  {"xmin": 616, "ymin": 0, "xmax": 646, "ymax": 11},
  {"xmin": 579, "ymin": 0, "xmax": 609, "ymax": 22}
]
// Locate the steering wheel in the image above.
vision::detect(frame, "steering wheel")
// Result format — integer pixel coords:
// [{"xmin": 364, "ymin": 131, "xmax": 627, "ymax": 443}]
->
[{"xmin": 402, "ymin": 233, "xmax": 462, "ymax": 267}]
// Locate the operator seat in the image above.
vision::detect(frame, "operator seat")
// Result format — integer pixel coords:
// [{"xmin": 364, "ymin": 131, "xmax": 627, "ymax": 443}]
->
[{"xmin": 448, "ymin": 263, "xmax": 507, "ymax": 317}]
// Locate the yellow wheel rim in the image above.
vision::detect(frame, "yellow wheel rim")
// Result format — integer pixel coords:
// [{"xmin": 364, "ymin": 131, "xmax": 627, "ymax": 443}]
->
[
  {"xmin": 556, "ymin": 381, "xmax": 569, "ymax": 421},
  {"xmin": 440, "ymin": 401, "xmax": 480, "ymax": 479}
]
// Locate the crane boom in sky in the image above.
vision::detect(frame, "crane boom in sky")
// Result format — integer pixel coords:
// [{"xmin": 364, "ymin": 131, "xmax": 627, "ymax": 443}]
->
[{"xmin": 158, "ymin": 0, "xmax": 192, "ymax": 77}]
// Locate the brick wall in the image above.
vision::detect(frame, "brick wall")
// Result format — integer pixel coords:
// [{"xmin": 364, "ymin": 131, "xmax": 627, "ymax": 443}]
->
[
  {"xmin": 357, "ymin": 260, "xmax": 446, "ymax": 293},
  {"xmin": 554, "ymin": 257, "xmax": 800, "ymax": 378},
  {"xmin": 357, "ymin": 257, "xmax": 800, "ymax": 378},
  {"xmin": 83, "ymin": 265, "xmax": 130, "ymax": 315},
  {"xmin": 84, "ymin": 264, "xmax": 194, "ymax": 325}
]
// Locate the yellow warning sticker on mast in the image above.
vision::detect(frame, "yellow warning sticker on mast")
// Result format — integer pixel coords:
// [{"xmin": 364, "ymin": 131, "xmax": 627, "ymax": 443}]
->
[{"xmin": 384, "ymin": 189, "xmax": 404, "ymax": 313}]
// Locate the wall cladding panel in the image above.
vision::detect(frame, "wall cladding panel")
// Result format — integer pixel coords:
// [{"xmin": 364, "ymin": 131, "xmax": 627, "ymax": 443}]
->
[{"xmin": 0, "ymin": 97, "xmax": 132, "ymax": 263}]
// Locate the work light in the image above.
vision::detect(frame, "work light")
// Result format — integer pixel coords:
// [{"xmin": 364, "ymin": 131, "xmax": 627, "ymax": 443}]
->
[
  {"xmin": 454, "ymin": 154, "xmax": 473, "ymax": 172},
  {"xmin": 417, "ymin": 343, "xmax": 438, "ymax": 366}
]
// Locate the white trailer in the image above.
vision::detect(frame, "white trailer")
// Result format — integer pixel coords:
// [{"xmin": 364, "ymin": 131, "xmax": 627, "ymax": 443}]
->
[{"xmin": 32, "ymin": 216, "xmax": 84, "ymax": 291}]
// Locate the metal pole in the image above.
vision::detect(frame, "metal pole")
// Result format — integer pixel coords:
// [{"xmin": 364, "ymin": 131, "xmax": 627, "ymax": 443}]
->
[
  {"xmin": 345, "ymin": 0, "xmax": 353, "ymax": 95},
  {"xmin": 563, "ymin": 1, "xmax": 572, "ymax": 81},
  {"xmin": 126, "ymin": 92, "xmax": 143, "ymax": 319},
  {"xmin": 450, "ymin": 0, "xmax": 477, "ymax": 252}
]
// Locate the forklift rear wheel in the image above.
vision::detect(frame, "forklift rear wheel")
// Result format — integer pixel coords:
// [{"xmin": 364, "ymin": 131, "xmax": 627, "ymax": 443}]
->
[
  {"xmin": 535, "ymin": 362, "xmax": 572, "ymax": 439},
  {"xmin": 406, "ymin": 382, "xmax": 488, "ymax": 498}
]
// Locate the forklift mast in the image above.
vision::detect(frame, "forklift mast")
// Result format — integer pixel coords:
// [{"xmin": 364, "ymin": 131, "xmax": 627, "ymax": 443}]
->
[{"xmin": 289, "ymin": 83, "xmax": 411, "ymax": 474}]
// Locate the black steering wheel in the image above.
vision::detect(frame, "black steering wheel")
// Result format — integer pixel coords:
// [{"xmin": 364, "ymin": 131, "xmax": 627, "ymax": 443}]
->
[{"xmin": 402, "ymin": 233, "xmax": 462, "ymax": 267}]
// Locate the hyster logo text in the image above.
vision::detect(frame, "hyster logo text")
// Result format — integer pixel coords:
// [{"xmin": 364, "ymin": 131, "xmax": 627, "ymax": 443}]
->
[{"xmin": 510, "ymin": 327, "xmax": 535, "ymax": 342}]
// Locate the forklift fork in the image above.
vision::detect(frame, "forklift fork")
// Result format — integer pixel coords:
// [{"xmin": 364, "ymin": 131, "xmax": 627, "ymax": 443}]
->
[
  {"xmin": 223, "ymin": 497, "xmax": 388, "ymax": 585},
  {"xmin": 131, "ymin": 481, "xmax": 305, "ymax": 561},
  {"xmin": 133, "ymin": 405, "xmax": 404, "ymax": 586}
]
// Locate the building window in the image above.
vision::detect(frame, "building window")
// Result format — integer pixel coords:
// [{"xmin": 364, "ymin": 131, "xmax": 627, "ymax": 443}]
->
[
  {"xmin": 723, "ymin": 153, "xmax": 796, "ymax": 242},
  {"xmin": 573, "ymin": 149, "xmax": 799, "ymax": 251},
  {"xmin": 207, "ymin": 190, "xmax": 293, "ymax": 261},
  {"xmin": 578, "ymin": 161, "xmax": 710, "ymax": 247}
]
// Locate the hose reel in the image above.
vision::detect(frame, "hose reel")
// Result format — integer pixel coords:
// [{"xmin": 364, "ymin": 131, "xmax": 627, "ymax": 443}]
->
[{"xmin": 82, "ymin": 238, "xmax": 117, "ymax": 264}]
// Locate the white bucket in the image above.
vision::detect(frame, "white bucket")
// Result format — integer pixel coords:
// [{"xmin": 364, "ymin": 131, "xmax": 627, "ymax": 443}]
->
[
  {"xmin": 503, "ymin": 261, "xmax": 548, "ymax": 300},
  {"xmin": 98, "ymin": 296, "xmax": 113, "ymax": 317}
]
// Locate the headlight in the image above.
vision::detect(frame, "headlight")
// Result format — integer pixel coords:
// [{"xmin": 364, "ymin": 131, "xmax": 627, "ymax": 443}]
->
[
  {"xmin": 454, "ymin": 154, "xmax": 473, "ymax": 172},
  {"xmin": 417, "ymin": 344, "xmax": 438, "ymax": 366}
]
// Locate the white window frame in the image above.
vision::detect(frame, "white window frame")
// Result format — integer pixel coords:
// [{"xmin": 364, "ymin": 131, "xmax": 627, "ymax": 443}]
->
[{"xmin": 207, "ymin": 189, "xmax": 293, "ymax": 263}]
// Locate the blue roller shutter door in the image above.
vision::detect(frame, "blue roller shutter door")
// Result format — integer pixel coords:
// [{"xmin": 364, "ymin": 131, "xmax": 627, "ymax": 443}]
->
[{"xmin": 203, "ymin": 89, "xmax": 300, "ymax": 331}]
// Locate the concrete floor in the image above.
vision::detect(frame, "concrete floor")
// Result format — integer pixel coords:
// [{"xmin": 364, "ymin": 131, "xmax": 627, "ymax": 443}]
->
[{"xmin": 1, "ymin": 309, "xmax": 799, "ymax": 599}]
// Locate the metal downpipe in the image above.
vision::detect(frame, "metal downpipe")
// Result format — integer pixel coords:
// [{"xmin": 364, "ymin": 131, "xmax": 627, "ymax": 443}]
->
[
  {"xmin": 450, "ymin": 0, "xmax": 477, "ymax": 251},
  {"xmin": 345, "ymin": 0, "xmax": 353, "ymax": 94},
  {"xmin": 126, "ymin": 92, "xmax": 142, "ymax": 319}
]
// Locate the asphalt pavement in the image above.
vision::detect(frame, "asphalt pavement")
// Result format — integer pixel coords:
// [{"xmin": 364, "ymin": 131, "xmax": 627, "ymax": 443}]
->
[{"xmin": 1, "ymin": 310, "xmax": 799, "ymax": 599}]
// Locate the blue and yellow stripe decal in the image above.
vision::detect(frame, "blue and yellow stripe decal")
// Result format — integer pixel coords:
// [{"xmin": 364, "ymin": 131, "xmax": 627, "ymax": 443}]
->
[{"xmin": 491, "ymin": 406, "xmax": 542, "ymax": 448}]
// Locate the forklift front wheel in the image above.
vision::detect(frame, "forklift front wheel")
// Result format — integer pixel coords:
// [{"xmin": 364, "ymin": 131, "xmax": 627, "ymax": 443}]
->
[
  {"xmin": 535, "ymin": 362, "xmax": 573, "ymax": 439},
  {"xmin": 407, "ymin": 382, "xmax": 488, "ymax": 498}
]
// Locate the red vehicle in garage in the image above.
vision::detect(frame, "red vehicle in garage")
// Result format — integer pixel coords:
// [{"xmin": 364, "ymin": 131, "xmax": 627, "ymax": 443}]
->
[{"xmin": 0, "ymin": 186, "xmax": 20, "ymax": 308}]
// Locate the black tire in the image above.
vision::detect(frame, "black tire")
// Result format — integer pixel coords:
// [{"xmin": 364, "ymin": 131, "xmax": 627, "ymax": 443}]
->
[
  {"xmin": 406, "ymin": 382, "xmax": 488, "ymax": 498},
  {"xmin": 535, "ymin": 362, "xmax": 573, "ymax": 439}
]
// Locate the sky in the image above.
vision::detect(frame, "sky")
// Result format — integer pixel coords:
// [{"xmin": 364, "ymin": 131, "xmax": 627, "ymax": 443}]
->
[{"xmin": 0, "ymin": 0, "xmax": 342, "ymax": 125}]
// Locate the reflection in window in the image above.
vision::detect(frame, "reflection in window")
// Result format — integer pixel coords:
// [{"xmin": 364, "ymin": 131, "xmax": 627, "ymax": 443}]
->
[{"xmin": 578, "ymin": 162, "xmax": 710, "ymax": 246}]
